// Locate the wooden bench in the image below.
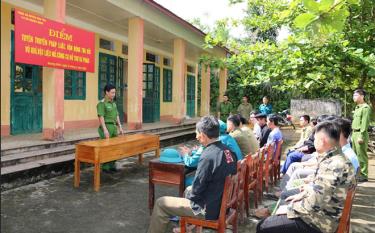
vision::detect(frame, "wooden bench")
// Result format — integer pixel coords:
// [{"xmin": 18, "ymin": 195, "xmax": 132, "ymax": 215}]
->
[{"xmin": 74, "ymin": 134, "xmax": 160, "ymax": 191}]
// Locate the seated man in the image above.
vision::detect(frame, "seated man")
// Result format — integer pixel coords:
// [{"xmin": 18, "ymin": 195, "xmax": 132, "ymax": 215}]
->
[
  {"xmin": 239, "ymin": 115, "xmax": 259, "ymax": 155},
  {"xmin": 250, "ymin": 111, "xmax": 262, "ymax": 140},
  {"xmin": 147, "ymin": 116, "xmax": 237, "ymax": 233},
  {"xmin": 294, "ymin": 115, "xmax": 313, "ymax": 148},
  {"xmin": 180, "ymin": 120, "xmax": 242, "ymax": 168},
  {"xmin": 255, "ymin": 113, "xmax": 272, "ymax": 148},
  {"xmin": 282, "ymin": 117, "xmax": 359, "ymax": 192},
  {"xmin": 257, "ymin": 121, "xmax": 356, "ymax": 233},
  {"xmin": 227, "ymin": 115, "xmax": 251, "ymax": 157},
  {"xmin": 280, "ymin": 115, "xmax": 331, "ymax": 174}
]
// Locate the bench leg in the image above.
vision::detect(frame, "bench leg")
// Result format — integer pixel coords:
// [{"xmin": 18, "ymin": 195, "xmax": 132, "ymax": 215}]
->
[
  {"xmin": 149, "ymin": 182, "xmax": 155, "ymax": 214},
  {"xmin": 74, "ymin": 158, "xmax": 80, "ymax": 187},
  {"xmin": 138, "ymin": 154, "xmax": 143, "ymax": 165},
  {"xmin": 94, "ymin": 162, "xmax": 100, "ymax": 192}
]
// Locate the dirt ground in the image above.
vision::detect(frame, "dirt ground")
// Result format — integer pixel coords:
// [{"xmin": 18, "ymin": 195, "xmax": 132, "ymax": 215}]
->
[{"xmin": 1, "ymin": 135, "xmax": 374, "ymax": 233}]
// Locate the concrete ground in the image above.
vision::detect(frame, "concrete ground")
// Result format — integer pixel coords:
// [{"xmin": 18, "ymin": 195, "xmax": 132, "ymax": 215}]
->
[{"xmin": 1, "ymin": 131, "xmax": 375, "ymax": 233}]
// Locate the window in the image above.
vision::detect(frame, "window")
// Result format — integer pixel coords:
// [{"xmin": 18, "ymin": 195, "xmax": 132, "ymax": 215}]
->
[
  {"xmin": 146, "ymin": 52, "xmax": 160, "ymax": 63},
  {"xmin": 122, "ymin": 44, "xmax": 128, "ymax": 55},
  {"xmin": 64, "ymin": 70, "xmax": 86, "ymax": 100},
  {"xmin": 163, "ymin": 57, "xmax": 171, "ymax": 67},
  {"xmin": 99, "ymin": 38, "xmax": 114, "ymax": 51},
  {"xmin": 187, "ymin": 65, "xmax": 195, "ymax": 73},
  {"xmin": 163, "ymin": 69, "xmax": 172, "ymax": 102},
  {"xmin": 11, "ymin": 9, "xmax": 15, "ymax": 25}
]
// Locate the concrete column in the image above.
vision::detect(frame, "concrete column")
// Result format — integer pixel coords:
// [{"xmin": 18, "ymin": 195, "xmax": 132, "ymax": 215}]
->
[
  {"xmin": 219, "ymin": 68, "xmax": 228, "ymax": 101},
  {"xmin": 194, "ymin": 63, "xmax": 199, "ymax": 117},
  {"xmin": 127, "ymin": 17, "xmax": 144, "ymax": 129},
  {"xmin": 172, "ymin": 38, "xmax": 186, "ymax": 123},
  {"xmin": 1, "ymin": 2, "xmax": 11, "ymax": 136},
  {"xmin": 42, "ymin": 0, "xmax": 66, "ymax": 140},
  {"xmin": 200, "ymin": 65, "xmax": 210, "ymax": 116}
]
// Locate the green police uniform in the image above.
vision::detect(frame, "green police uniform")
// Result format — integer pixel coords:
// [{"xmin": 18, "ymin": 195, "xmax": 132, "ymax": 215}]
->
[
  {"xmin": 97, "ymin": 96, "xmax": 119, "ymax": 171},
  {"xmin": 219, "ymin": 101, "xmax": 233, "ymax": 122},
  {"xmin": 351, "ymin": 103, "xmax": 371, "ymax": 178},
  {"xmin": 237, "ymin": 102, "xmax": 253, "ymax": 120}
]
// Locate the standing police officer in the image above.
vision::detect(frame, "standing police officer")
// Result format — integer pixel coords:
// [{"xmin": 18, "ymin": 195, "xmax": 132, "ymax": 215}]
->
[
  {"xmin": 352, "ymin": 89, "xmax": 371, "ymax": 182},
  {"xmin": 97, "ymin": 84, "xmax": 124, "ymax": 173}
]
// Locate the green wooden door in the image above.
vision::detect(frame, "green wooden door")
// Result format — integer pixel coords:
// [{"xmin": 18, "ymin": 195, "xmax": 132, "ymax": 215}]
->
[
  {"xmin": 98, "ymin": 53, "xmax": 116, "ymax": 99},
  {"xmin": 153, "ymin": 66, "xmax": 160, "ymax": 122},
  {"xmin": 117, "ymin": 57, "xmax": 125, "ymax": 123},
  {"xmin": 142, "ymin": 64, "xmax": 160, "ymax": 123},
  {"xmin": 10, "ymin": 31, "xmax": 43, "ymax": 134},
  {"xmin": 187, "ymin": 75, "xmax": 196, "ymax": 117}
]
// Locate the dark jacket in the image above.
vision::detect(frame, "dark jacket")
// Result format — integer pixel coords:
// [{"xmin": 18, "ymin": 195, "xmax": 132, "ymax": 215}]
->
[
  {"xmin": 259, "ymin": 125, "xmax": 272, "ymax": 148},
  {"xmin": 298, "ymin": 129, "xmax": 316, "ymax": 154},
  {"xmin": 187, "ymin": 141, "xmax": 237, "ymax": 220}
]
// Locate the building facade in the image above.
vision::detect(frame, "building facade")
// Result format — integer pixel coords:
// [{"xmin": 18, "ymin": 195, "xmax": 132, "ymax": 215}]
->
[{"xmin": 1, "ymin": 0, "xmax": 228, "ymax": 139}]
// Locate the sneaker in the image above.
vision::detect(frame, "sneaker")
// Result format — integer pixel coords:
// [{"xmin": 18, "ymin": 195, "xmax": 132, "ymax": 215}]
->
[{"xmin": 358, "ymin": 176, "xmax": 368, "ymax": 182}]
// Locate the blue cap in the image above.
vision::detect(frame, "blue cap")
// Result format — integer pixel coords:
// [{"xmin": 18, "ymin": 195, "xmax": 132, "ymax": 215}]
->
[
  {"xmin": 219, "ymin": 120, "xmax": 227, "ymax": 134},
  {"xmin": 159, "ymin": 148, "xmax": 183, "ymax": 163}
]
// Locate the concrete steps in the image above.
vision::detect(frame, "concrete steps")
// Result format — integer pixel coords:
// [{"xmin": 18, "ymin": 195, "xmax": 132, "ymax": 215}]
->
[{"xmin": 1, "ymin": 123, "xmax": 196, "ymax": 189}]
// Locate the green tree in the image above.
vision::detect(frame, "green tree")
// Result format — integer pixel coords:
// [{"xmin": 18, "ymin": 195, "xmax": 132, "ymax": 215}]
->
[{"xmin": 199, "ymin": 0, "xmax": 375, "ymax": 116}]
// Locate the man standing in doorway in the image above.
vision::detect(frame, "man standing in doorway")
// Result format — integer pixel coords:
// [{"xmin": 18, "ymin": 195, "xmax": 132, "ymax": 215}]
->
[
  {"xmin": 218, "ymin": 93, "xmax": 233, "ymax": 122},
  {"xmin": 97, "ymin": 84, "xmax": 124, "ymax": 173},
  {"xmin": 237, "ymin": 95, "xmax": 253, "ymax": 120},
  {"xmin": 352, "ymin": 89, "xmax": 371, "ymax": 182}
]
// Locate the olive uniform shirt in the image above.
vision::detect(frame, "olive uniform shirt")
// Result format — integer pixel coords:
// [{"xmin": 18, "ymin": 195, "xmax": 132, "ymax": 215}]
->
[
  {"xmin": 219, "ymin": 101, "xmax": 233, "ymax": 122},
  {"xmin": 237, "ymin": 103, "xmax": 253, "ymax": 120}
]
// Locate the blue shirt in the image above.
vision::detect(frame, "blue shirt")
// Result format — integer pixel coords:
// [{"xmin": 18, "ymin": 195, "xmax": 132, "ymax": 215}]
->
[
  {"xmin": 342, "ymin": 143, "xmax": 359, "ymax": 173},
  {"xmin": 219, "ymin": 134, "xmax": 243, "ymax": 160},
  {"xmin": 259, "ymin": 104, "xmax": 273, "ymax": 115},
  {"xmin": 183, "ymin": 146, "xmax": 204, "ymax": 168},
  {"xmin": 183, "ymin": 135, "xmax": 243, "ymax": 168},
  {"xmin": 267, "ymin": 127, "xmax": 283, "ymax": 146}
]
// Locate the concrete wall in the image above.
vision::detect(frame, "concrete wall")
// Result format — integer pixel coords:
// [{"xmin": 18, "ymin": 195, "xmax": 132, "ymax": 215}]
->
[{"xmin": 291, "ymin": 99, "xmax": 342, "ymax": 119}]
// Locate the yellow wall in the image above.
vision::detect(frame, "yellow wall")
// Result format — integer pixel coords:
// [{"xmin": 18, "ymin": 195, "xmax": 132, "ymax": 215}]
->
[
  {"xmin": 1, "ymin": 2, "xmax": 12, "ymax": 127},
  {"xmin": 1, "ymin": 2, "xmax": 218, "ymax": 130},
  {"xmin": 64, "ymin": 35, "xmax": 127, "ymax": 122}
]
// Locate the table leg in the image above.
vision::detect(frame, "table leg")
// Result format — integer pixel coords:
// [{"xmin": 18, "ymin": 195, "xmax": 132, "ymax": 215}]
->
[
  {"xmin": 74, "ymin": 158, "xmax": 80, "ymax": 187},
  {"xmin": 155, "ymin": 148, "xmax": 160, "ymax": 158},
  {"xmin": 138, "ymin": 153, "xmax": 143, "ymax": 165},
  {"xmin": 94, "ymin": 161, "xmax": 100, "ymax": 192}
]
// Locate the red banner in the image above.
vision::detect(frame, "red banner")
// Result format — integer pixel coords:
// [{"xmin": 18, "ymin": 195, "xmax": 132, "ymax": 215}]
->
[{"xmin": 15, "ymin": 9, "xmax": 95, "ymax": 72}]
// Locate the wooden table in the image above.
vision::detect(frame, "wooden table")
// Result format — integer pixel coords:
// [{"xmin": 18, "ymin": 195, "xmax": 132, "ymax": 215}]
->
[
  {"xmin": 74, "ymin": 134, "xmax": 160, "ymax": 191},
  {"xmin": 148, "ymin": 158, "xmax": 189, "ymax": 213}
]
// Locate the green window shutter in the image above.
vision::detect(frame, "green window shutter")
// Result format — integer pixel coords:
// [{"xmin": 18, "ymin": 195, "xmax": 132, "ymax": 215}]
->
[
  {"xmin": 64, "ymin": 70, "xmax": 86, "ymax": 100},
  {"xmin": 163, "ymin": 68, "xmax": 172, "ymax": 102}
]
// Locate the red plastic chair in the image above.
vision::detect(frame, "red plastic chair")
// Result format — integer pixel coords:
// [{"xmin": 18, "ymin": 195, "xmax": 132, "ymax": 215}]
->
[{"xmin": 180, "ymin": 174, "xmax": 239, "ymax": 233}]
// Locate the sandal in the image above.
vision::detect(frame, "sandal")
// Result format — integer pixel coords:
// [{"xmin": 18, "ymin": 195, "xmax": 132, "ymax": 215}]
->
[{"xmin": 173, "ymin": 224, "xmax": 196, "ymax": 233}]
